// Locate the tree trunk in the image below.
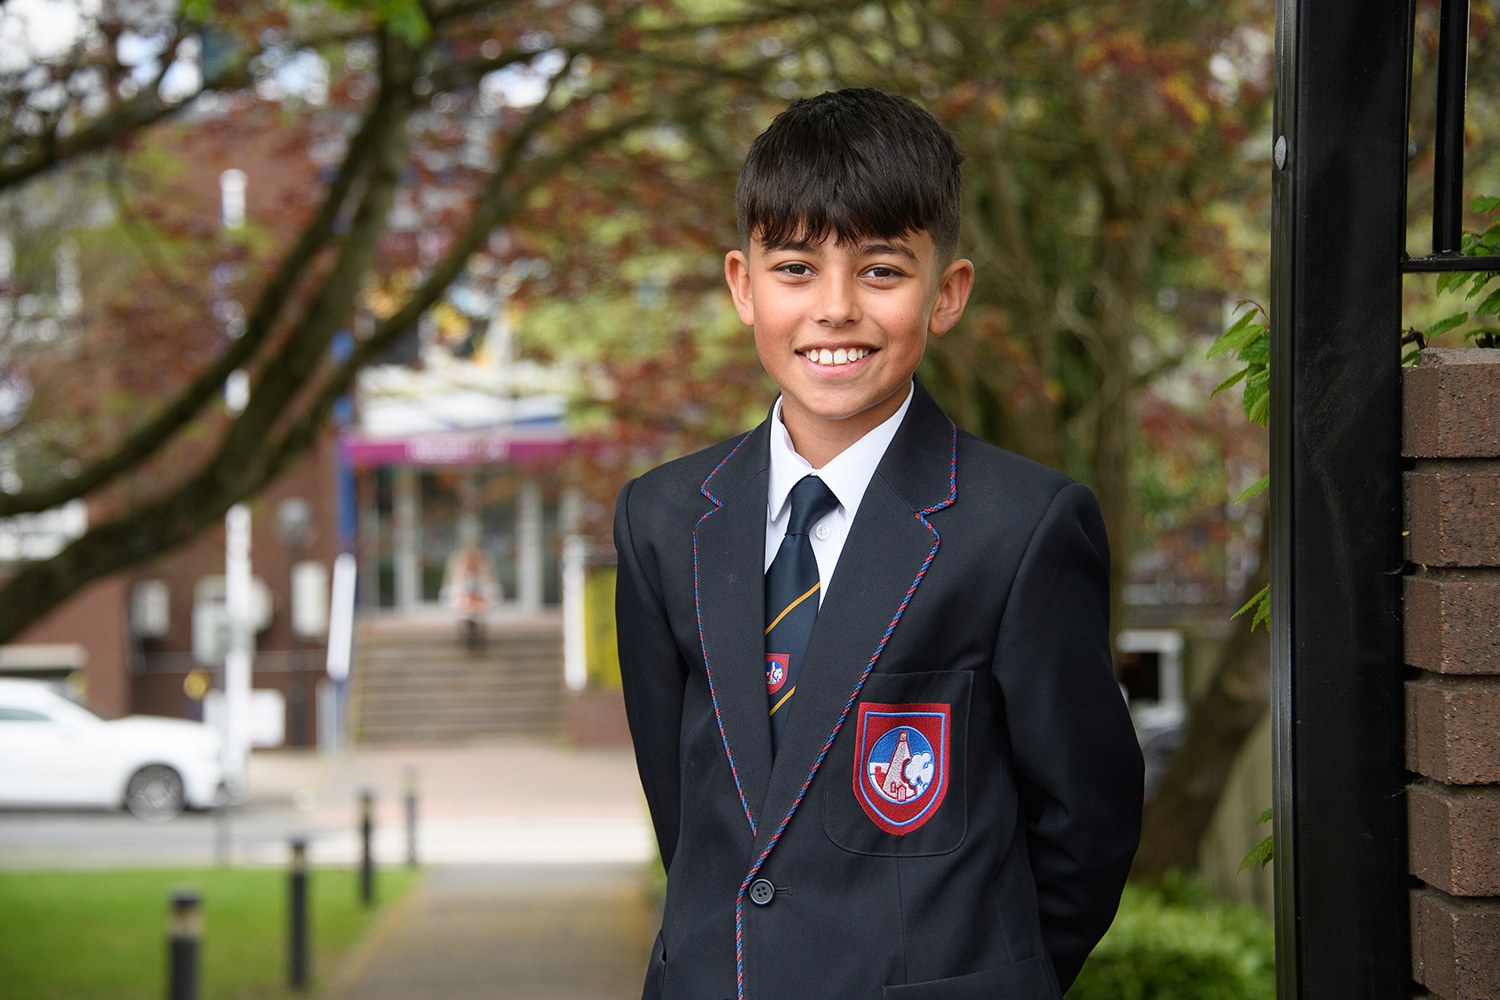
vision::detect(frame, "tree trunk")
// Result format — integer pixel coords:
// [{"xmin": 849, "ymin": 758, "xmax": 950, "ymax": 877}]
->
[{"xmin": 1129, "ymin": 527, "xmax": 1272, "ymax": 880}]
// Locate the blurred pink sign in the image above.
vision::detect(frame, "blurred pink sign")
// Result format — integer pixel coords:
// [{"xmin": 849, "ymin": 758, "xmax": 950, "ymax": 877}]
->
[{"xmin": 341, "ymin": 430, "xmax": 571, "ymax": 467}]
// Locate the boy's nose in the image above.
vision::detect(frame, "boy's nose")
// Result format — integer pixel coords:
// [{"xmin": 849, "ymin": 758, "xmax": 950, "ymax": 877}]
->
[{"xmin": 812, "ymin": 274, "xmax": 860, "ymax": 326}]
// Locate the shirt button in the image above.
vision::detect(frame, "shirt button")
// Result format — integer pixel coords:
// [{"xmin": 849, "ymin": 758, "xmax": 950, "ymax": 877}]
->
[
  {"xmin": 814, "ymin": 523, "xmax": 831, "ymax": 541},
  {"xmin": 749, "ymin": 878, "xmax": 775, "ymax": 906}
]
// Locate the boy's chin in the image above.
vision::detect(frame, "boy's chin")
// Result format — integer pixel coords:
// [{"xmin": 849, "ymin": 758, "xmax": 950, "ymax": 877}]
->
[{"xmin": 783, "ymin": 382, "xmax": 911, "ymax": 425}]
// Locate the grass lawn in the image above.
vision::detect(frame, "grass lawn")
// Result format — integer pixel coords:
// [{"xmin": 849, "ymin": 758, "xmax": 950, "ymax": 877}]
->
[{"xmin": 0, "ymin": 865, "xmax": 423, "ymax": 1000}]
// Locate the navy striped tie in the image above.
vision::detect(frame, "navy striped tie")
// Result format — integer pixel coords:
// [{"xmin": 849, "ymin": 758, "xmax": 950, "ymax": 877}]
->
[{"xmin": 765, "ymin": 476, "xmax": 839, "ymax": 755}]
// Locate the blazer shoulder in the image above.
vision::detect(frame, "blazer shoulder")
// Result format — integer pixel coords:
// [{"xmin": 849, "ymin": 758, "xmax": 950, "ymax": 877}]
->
[
  {"xmin": 629, "ymin": 430, "xmax": 756, "ymax": 501},
  {"xmin": 954, "ymin": 428, "xmax": 1080, "ymax": 509},
  {"xmin": 617, "ymin": 430, "xmax": 761, "ymax": 546}
]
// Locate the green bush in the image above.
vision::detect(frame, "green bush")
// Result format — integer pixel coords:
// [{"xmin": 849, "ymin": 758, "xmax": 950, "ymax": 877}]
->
[{"xmin": 1067, "ymin": 876, "xmax": 1275, "ymax": 1000}]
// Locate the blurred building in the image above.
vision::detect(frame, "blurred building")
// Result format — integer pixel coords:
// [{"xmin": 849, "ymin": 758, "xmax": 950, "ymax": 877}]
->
[{"xmin": 0, "ymin": 100, "xmax": 580, "ymax": 748}]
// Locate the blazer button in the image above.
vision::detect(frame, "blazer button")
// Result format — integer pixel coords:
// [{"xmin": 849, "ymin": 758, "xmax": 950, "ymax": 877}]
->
[{"xmin": 748, "ymin": 878, "xmax": 775, "ymax": 906}]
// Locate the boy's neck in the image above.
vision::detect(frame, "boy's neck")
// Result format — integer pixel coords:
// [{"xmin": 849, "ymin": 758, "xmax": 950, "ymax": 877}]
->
[{"xmin": 780, "ymin": 381, "xmax": 912, "ymax": 469}]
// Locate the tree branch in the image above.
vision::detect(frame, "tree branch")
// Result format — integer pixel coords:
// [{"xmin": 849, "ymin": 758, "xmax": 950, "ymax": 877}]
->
[{"xmin": 0, "ymin": 51, "xmax": 404, "ymax": 517}]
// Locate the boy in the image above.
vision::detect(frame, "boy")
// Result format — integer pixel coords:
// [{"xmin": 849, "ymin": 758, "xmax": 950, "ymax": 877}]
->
[{"xmin": 614, "ymin": 89, "xmax": 1142, "ymax": 1000}]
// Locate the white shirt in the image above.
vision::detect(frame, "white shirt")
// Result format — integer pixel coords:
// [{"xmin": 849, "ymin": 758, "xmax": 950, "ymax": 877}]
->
[{"xmin": 765, "ymin": 383, "xmax": 914, "ymax": 604}]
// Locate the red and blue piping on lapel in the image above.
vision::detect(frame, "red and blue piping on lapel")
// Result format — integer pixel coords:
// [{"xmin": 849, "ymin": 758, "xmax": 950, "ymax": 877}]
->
[
  {"xmin": 727, "ymin": 419, "xmax": 959, "ymax": 1000},
  {"xmin": 692, "ymin": 430, "xmax": 760, "ymax": 836}
]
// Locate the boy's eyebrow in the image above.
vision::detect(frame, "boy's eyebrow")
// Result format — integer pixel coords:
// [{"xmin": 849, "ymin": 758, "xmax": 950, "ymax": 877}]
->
[
  {"xmin": 757, "ymin": 238, "xmax": 920, "ymax": 262},
  {"xmin": 858, "ymin": 242, "xmax": 919, "ymax": 262},
  {"xmin": 759, "ymin": 238, "xmax": 821, "ymax": 254}
]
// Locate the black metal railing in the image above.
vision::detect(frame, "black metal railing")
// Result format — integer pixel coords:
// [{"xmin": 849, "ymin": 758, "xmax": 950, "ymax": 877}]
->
[{"xmin": 1404, "ymin": 0, "xmax": 1500, "ymax": 273}]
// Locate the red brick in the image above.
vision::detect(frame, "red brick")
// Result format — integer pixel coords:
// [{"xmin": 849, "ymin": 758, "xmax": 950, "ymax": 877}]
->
[
  {"xmin": 1411, "ymin": 888, "xmax": 1500, "ymax": 1000},
  {"xmin": 1408, "ymin": 676, "xmax": 1500, "ymax": 783},
  {"xmin": 1410, "ymin": 783, "xmax": 1500, "ymax": 895},
  {"xmin": 1405, "ymin": 349, "xmax": 1500, "ymax": 459},
  {"xmin": 1406, "ymin": 469, "xmax": 1500, "ymax": 566},
  {"xmin": 1406, "ymin": 576, "xmax": 1500, "ymax": 675}
]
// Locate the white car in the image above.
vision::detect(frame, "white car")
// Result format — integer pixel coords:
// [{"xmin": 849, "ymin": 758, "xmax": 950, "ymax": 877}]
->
[{"xmin": 0, "ymin": 678, "xmax": 222, "ymax": 820}]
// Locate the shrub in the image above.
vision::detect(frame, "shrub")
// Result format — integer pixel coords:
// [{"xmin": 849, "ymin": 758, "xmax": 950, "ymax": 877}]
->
[{"xmin": 1066, "ymin": 875, "xmax": 1275, "ymax": 1000}]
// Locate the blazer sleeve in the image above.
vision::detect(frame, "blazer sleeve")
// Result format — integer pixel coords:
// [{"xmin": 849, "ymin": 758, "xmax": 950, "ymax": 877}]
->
[
  {"xmin": 992, "ymin": 481, "xmax": 1144, "ymax": 991},
  {"xmin": 614, "ymin": 477, "xmax": 692, "ymax": 874}
]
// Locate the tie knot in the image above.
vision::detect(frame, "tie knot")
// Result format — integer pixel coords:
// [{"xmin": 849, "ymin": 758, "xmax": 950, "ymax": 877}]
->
[{"xmin": 786, "ymin": 476, "xmax": 838, "ymax": 536}]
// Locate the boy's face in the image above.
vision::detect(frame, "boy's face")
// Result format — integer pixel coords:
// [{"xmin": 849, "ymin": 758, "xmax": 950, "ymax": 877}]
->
[{"xmin": 725, "ymin": 228, "xmax": 973, "ymax": 463}]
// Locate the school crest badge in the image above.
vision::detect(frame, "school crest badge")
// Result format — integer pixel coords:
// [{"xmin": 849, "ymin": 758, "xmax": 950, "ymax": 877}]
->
[
  {"xmin": 766, "ymin": 654, "xmax": 790, "ymax": 695},
  {"xmin": 853, "ymin": 701, "xmax": 951, "ymax": 835}
]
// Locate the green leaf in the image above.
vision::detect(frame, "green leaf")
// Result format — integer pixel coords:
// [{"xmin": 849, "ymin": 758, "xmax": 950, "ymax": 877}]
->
[
  {"xmin": 1241, "ymin": 336, "xmax": 1269, "ymax": 366},
  {"xmin": 1243, "ymin": 367, "xmax": 1269, "ymax": 425},
  {"xmin": 1424, "ymin": 312, "xmax": 1470, "ymax": 339},
  {"xmin": 1233, "ymin": 584, "xmax": 1270, "ymax": 631},
  {"xmin": 1470, "ymin": 195, "xmax": 1500, "ymax": 215},
  {"xmin": 1209, "ymin": 368, "xmax": 1249, "ymax": 398},
  {"xmin": 1465, "ymin": 272, "xmax": 1495, "ymax": 299},
  {"xmin": 1255, "ymin": 808, "xmax": 1273, "ymax": 825},
  {"xmin": 1251, "ymin": 594, "xmax": 1270, "ymax": 631},
  {"xmin": 1437, "ymin": 272, "xmax": 1460, "ymax": 295},
  {"xmin": 1403, "ymin": 347, "xmax": 1422, "ymax": 366},
  {"xmin": 1207, "ymin": 310, "xmax": 1264, "ymax": 359},
  {"xmin": 1475, "ymin": 288, "xmax": 1500, "ymax": 318},
  {"xmin": 1238, "ymin": 834, "xmax": 1274, "ymax": 874},
  {"xmin": 1234, "ymin": 474, "xmax": 1268, "ymax": 505}
]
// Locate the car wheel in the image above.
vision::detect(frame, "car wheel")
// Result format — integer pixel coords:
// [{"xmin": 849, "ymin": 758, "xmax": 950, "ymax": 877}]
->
[{"xmin": 125, "ymin": 765, "xmax": 185, "ymax": 822}]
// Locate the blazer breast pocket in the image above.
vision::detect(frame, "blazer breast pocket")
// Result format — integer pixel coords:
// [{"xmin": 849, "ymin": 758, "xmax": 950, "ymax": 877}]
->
[{"xmin": 823, "ymin": 669, "xmax": 972, "ymax": 857}]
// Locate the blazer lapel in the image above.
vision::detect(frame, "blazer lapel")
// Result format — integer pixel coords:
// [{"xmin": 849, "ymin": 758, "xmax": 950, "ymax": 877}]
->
[
  {"xmin": 749, "ymin": 381, "xmax": 958, "ymax": 863},
  {"xmin": 694, "ymin": 421, "xmax": 774, "ymax": 835}
]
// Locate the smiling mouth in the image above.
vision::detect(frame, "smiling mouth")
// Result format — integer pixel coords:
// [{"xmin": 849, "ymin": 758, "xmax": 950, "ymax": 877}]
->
[{"xmin": 799, "ymin": 347, "xmax": 872, "ymax": 367}]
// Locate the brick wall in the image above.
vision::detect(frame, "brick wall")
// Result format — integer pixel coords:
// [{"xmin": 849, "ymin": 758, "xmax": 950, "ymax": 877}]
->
[{"xmin": 1404, "ymin": 348, "xmax": 1500, "ymax": 1000}]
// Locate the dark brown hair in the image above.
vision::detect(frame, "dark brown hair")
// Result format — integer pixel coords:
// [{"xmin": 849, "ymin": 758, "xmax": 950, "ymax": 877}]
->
[{"xmin": 736, "ymin": 89, "xmax": 964, "ymax": 259}]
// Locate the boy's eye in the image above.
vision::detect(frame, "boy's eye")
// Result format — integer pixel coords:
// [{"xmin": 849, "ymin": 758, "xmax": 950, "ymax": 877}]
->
[
  {"xmin": 776, "ymin": 262, "xmax": 812, "ymax": 276},
  {"xmin": 863, "ymin": 265, "xmax": 904, "ymax": 279}
]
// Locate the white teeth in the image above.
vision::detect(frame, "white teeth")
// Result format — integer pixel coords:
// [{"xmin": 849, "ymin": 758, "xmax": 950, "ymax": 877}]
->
[{"xmin": 804, "ymin": 347, "xmax": 870, "ymax": 365}]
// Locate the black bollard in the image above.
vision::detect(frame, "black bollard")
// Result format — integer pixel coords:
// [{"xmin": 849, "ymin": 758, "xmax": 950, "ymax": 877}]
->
[
  {"xmin": 289, "ymin": 839, "xmax": 309, "ymax": 989},
  {"xmin": 166, "ymin": 889, "xmax": 201, "ymax": 1000},
  {"xmin": 360, "ymin": 789, "xmax": 375, "ymax": 906},
  {"xmin": 403, "ymin": 767, "xmax": 418, "ymax": 868}
]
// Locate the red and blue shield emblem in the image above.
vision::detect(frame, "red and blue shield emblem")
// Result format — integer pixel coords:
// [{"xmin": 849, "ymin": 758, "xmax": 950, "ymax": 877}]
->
[
  {"xmin": 766, "ymin": 654, "xmax": 789, "ymax": 695},
  {"xmin": 853, "ymin": 702, "xmax": 951, "ymax": 835}
]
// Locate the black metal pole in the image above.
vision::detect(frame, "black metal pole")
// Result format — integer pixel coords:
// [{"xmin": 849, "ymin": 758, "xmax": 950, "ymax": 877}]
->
[
  {"xmin": 289, "ymin": 839, "xmax": 309, "ymax": 989},
  {"xmin": 1432, "ymin": 0, "xmax": 1470, "ymax": 253},
  {"xmin": 166, "ymin": 889, "xmax": 201, "ymax": 1000},
  {"xmin": 360, "ymin": 789, "xmax": 375, "ymax": 906},
  {"xmin": 404, "ymin": 767, "xmax": 418, "ymax": 868},
  {"xmin": 1271, "ymin": 0, "xmax": 1410, "ymax": 997}
]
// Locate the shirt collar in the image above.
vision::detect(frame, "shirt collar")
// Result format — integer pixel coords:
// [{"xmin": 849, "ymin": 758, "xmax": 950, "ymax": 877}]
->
[{"xmin": 767, "ymin": 381, "xmax": 914, "ymax": 524}]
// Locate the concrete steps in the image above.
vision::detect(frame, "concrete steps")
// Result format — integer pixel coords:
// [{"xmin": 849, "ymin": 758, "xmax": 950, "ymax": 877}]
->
[{"xmin": 349, "ymin": 615, "xmax": 564, "ymax": 745}]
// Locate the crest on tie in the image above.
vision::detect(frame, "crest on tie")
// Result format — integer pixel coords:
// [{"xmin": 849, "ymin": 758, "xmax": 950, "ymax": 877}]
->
[
  {"xmin": 766, "ymin": 653, "xmax": 790, "ymax": 695},
  {"xmin": 853, "ymin": 702, "xmax": 951, "ymax": 835}
]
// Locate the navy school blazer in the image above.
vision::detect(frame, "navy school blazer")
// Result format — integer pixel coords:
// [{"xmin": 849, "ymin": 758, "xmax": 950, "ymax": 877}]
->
[{"xmin": 614, "ymin": 381, "xmax": 1144, "ymax": 1000}]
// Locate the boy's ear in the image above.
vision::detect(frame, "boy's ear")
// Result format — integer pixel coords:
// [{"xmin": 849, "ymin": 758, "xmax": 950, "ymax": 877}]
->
[
  {"xmin": 928, "ymin": 258, "xmax": 975, "ymax": 337},
  {"xmin": 725, "ymin": 250, "xmax": 755, "ymax": 327}
]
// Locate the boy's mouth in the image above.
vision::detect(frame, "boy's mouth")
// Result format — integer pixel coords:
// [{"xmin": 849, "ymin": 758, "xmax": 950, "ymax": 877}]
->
[{"xmin": 798, "ymin": 347, "xmax": 872, "ymax": 367}]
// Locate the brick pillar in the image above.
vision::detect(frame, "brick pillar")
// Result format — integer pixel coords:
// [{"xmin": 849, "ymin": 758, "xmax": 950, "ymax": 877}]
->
[{"xmin": 1404, "ymin": 348, "xmax": 1500, "ymax": 1000}]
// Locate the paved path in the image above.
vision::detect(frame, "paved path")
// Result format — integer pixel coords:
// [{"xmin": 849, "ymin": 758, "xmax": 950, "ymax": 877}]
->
[
  {"xmin": 331, "ymin": 864, "xmax": 656, "ymax": 1000},
  {"xmin": 0, "ymin": 741, "xmax": 653, "ymax": 868}
]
